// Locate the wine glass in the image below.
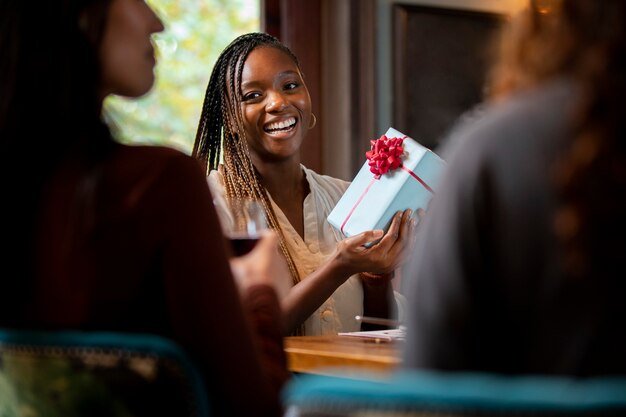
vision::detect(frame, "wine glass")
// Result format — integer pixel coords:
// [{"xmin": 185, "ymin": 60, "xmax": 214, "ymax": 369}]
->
[{"xmin": 217, "ymin": 197, "xmax": 268, "ymax": 256}]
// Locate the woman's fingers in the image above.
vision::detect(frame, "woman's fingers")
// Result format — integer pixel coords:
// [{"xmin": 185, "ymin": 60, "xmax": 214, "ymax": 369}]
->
[
  {"xmin": 343, "ymin": 229, "xmax": 384, "ymax": 250},
  {"xmin": 372, "ymin": 209, "xmax": 415, "ymax": 268},
  {"xmin": 382, "ymin": 210, "xmax": 404, "ymax": 242},
  {"xmin": 377, "ymin": 209, "xmax": 412, "ymax": 247},
  {"xmin": 337, "ymin": 209, "xmax": 418, "ymax": 274}
]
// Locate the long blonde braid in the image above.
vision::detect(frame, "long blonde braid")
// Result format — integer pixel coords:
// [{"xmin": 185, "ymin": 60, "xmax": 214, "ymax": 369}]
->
[{"xmin": 193, "ymin": 33, "xmax": 305, "ymax": 334}]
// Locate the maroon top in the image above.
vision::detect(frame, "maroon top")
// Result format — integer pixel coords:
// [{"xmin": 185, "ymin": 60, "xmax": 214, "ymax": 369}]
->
[{"xmin": 19, "ymin": 143, "xmax": 286, "ymax": 416}]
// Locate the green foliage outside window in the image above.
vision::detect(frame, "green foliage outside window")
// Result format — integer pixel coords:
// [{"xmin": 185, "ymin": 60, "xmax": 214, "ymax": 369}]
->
[{"xmin": 104, "ymin": 0, "xmax": 259, "ymax": 154}]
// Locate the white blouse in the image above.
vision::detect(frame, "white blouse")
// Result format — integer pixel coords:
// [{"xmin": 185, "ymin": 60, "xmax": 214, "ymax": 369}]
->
[{"xmin": 209, "ymin": 165, "xmax": 404, "ymax": 336}]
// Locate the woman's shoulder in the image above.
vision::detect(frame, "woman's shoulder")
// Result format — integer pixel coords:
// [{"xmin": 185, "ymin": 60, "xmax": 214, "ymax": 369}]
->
[
  {"xmin": 207, "ymin": 166, "xmax": 225, "ymax": 196},
  {"xmin": 118, "ymin": 144, "xmax": 198, "ymax": 164},
  {"xmin": 207, "ymin": 167, "xmax": 224, "ymax": 184},
  {"xmin": 109, "ymin": 144, "xmax": 207, "ymax": 197},
  {"xmin": 302, "ymin": 165, "xmax": 350, "ymax": 193},
  {"xmin": 115, "ymin": 144, "xmax": 198, "ymax": 169}
]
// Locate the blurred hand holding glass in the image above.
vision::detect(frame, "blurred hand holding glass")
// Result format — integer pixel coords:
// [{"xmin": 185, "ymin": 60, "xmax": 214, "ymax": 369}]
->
[{"xmin": 215, "ymin": 197, "xmax": 268, "ymax": 256}]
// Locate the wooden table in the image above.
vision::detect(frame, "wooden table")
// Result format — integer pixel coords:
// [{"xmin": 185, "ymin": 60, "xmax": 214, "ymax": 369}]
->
[{"xmin": 284, "ymin": 335, "xmax": 402, "ymax": 376}]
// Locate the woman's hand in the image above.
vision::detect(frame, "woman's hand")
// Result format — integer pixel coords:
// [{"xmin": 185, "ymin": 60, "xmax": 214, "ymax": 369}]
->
[
  {"xmin": 335, "ymin": 208, "xmax": 418, "ymax": 276},
  {"xmin": 280, "ymin": 210, "xmax": 419, "ymax": 334},
  {"xmin": 229, "ymin": 231, "xmax": 291, "ymax": 300}
]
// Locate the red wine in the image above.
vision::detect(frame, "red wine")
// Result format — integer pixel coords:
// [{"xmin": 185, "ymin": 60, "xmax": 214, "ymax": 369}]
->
[{"xmin": 229, "ymin": 235, "xmax": 260, "ymax": 256}]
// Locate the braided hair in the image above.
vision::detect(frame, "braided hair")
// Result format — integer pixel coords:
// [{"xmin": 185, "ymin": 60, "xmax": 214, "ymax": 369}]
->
[
  {"xmin": 193, "ymin": 32, "xmax": 304, "ymax": 314},
  {"xmin": 488, "ymin": 0, "xmax": 626, "ymax": 278}
]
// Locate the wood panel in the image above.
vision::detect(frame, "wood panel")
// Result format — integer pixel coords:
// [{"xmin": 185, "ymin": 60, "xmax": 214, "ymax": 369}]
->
[
  {"xmin": 393, "ymin": 5, "xmax": 503, "ymax": 150},
  {"xmin": 262, "ymin": 0, "xmax": 323, "ymax": 173},
  {"xmin": 349, "ymin": 0, "xmax": 377, "ymax": 177},
  {"xmin": 261, "ymin": 0, "xmax": 281, "ymax": 39}
]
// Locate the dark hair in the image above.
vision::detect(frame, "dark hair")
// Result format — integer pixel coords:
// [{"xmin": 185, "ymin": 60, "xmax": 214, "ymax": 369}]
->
[
  {"xmin": 489, "ymin": 0, "xmax": 626, "ymax": 277},
  {"xmin": 192, "ymin": 32, "xmax": 304, "ymax": 308},
  {"xmin": 0, "ymin": 0, "xmax": 114, "ymax": 320}
]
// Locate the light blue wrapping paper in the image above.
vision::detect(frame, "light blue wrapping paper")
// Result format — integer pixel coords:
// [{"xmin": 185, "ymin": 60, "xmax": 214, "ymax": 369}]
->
[{"xmin": 327, "ymin": 127, "xmax": 446, "ymax": 239}]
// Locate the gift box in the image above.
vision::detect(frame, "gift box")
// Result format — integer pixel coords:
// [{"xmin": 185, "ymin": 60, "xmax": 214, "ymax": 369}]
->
[{"xmin": 327, "ymin": 127, "xmax": 445, "ymax": 241}]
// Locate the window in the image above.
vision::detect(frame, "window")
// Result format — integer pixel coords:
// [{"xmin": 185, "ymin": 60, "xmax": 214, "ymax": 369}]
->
[{"xmin": 104, "ymin": 0, "xmax": 260, "ymax": 154}]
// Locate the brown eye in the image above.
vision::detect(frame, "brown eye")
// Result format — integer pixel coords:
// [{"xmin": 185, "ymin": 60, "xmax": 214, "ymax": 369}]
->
[{"xmin": 242, "ymin": 91, "xmax": 262, "ymax": 102}]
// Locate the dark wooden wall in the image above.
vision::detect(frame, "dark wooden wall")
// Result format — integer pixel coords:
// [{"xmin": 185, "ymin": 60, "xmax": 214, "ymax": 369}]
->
[
  {"xmin": 347, "ymin": 0, "xmax": 377, "ymax": 177},
  {"xmin": 262, "ymin": 0, "xmax": 323, "ymax": 173},
  {"xmin": 393, "ymin": 5, "xmax": 503, "ymax": 150}
]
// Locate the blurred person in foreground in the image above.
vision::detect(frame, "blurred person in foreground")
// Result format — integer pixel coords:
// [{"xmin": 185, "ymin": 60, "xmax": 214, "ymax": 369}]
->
[
  {"xmin": 0, "ymin": 1, "xmax": 289, "ymax": 415},
  {"xmin": 403, "ymin": 0, "xmax": 626, "ymax": 375}
]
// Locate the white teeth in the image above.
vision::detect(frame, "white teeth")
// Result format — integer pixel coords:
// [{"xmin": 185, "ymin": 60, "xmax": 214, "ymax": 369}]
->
[{"xmin": 265, "ymin": 117, "xmax": 296, "ymax": 132}]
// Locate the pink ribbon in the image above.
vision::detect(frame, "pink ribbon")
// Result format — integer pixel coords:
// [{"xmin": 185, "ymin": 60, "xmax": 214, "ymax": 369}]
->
[{"xmin": 365, "ymin": 135, "xmax": 405, "ymax": 178}]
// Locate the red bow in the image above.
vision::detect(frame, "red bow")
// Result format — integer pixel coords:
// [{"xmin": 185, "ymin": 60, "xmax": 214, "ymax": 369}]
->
[{"xmin": 365, "ymin": 135, "xmax": 405, "ymax": 178}]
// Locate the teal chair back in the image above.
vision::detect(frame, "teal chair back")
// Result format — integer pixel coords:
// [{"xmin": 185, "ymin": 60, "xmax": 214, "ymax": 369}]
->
[
  {"xmin": 283, "ymin": 370, "xmax": 626, "ymax": 416},
  {"xmin": 0, "ymin": 329, "xmax": 210, "ymax": 417}
]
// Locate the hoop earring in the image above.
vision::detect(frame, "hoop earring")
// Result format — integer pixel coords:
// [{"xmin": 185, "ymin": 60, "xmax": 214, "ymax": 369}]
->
[{"xmin": 308, "ymin": 113, "xmax": 317, "ymax": 129}]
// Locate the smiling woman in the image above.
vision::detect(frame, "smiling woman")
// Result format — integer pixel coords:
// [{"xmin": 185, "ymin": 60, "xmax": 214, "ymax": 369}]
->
[
  {"xmin": 193, "ymin": 33, "xmax": 416, "ymax": 337},
  {"xmin": 104, "ymin": 0, "xmax": 260, "ymax": 153},
  {"xmin": 240, "ymin": 47, "xmax": 313, "ymax": 163}
]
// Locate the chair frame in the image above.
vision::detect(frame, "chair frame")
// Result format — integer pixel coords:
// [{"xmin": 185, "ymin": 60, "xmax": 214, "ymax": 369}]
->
[{"xmin": 0, "ymin": 329, "xmax": 210, "ymax": 417}]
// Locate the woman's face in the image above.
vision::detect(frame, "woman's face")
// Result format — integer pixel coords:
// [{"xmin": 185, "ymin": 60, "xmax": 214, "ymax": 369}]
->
[
  {"xmin": 239, "ymin": 46, "xmax": 312, "ymax": 163},
  {"xmin": 99, "ymin": 0, "xmax": 164, "ymax": 98}
]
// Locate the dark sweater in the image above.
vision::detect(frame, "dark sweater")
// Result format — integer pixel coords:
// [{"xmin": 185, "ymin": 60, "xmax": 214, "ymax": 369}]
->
[{"xmin": 403, "ymin": 79, "xmax": 626, "ymax": 376}]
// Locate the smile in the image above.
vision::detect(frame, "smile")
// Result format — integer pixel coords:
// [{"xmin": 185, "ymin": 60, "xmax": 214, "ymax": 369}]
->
[{"xmin": 264, "ymin": 117, "xmax": 297, "ymax": 133}]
